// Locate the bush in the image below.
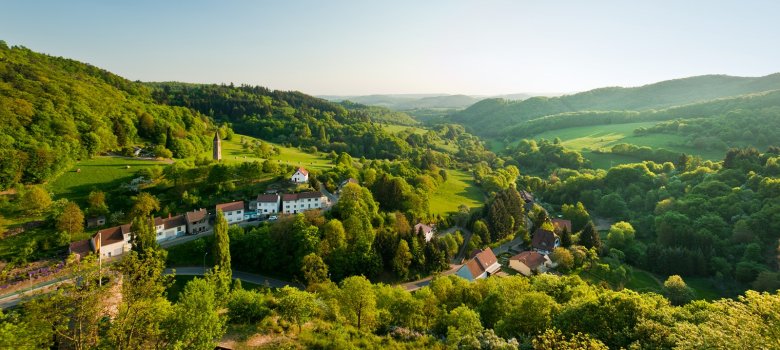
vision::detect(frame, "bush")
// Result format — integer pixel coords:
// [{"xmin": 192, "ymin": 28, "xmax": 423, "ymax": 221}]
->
[{"xmin": 227, "ymin": 289, "xmax": 271, "ymax": 324}]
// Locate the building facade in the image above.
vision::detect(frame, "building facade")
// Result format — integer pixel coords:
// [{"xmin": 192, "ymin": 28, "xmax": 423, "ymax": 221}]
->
[
  {"xmin": 217, "ymin": 201, "xmax": 245, "ymax": 224},
  {"xmin": 256, "ymin": 193, "xmax": 281, "ymax": 215},
  {"xmin": 282, "ymin": 192, "xmax": 327, "ymax": 214},
  {"xmin": 291, "ymin": 167, "xmax": 309, "ymax": 183},
  {"xmin": 185, "ymin": 208, "xmax": 210, "ymax": 234}
]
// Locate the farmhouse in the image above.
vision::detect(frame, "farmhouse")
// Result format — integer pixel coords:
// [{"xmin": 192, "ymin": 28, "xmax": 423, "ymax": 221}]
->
[
  {"xmin": 256, "ymin": 193, "xmax": 281, "ymax": 215},
  {"xmin": 531, "ymin": 229, "xmax": 560, "ymax": 255},
  {"xmin": 456, "ymin": 248, "xmax": 501, "ymax": 281},
  {"xmin": 185, "ymin": 208, "xmax": 210, "ymax": 235},
  {"xmin": 282, "ymin": 191, "xmax": 327, "ymax": 214},
  {"xmin": 95, "ymin": 224, "xmax": 133, "ymax": 258},
  {"xmin": 154, "ymin": 214, "xmax": 187, "ymax": 241},
  {"xmin": 216, "ymin": 201, "xmax": 245, "ymax": 224},
  {"xmin": 291, "ymin": 167, "xmax": 309, "ymax": 183},
  {"xmin": 508, "ymin": 251, "xmax": 552, "ymax": 276},
  {"xmin": 414, "ymin": 223, "xmax": 435, "ymax": 242}
]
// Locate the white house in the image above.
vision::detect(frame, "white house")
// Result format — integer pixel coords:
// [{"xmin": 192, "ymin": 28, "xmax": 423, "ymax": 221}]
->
[
  {"xmin": 456, "ymin": 248, "xmax": 501, "ymax": 281},
  {"xmin": 508, "ymin": 251, "xmax": 552, "ymax": 276},
  {"xmin": 216, "ymin": 201, "xmax": 245, "ymax": 224},
  {"xmin": 282, "ymin": 192, "xmax": 327, "ymax": 214},
  {"xmin": 414, "ymin": 223, "xmax": 435, "ymax": 242},
  {"xmin": 94, "ymin": 224, "xmax": 133, "ymax": 259},
  {"xmin": 291, "ymin": 167, "xmax": 309, "ymax": 183},
  {"xmin": 256, "ymin": 193, "xmax": 281, "ymax": 215},
  {"xmin": 154, "ymin": 214, "xmax": 187, "ymax": 241}
]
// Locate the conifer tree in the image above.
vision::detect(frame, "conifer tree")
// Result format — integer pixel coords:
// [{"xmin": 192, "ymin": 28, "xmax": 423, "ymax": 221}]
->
[{"xmin": 213, "ymin": 209, "xmax": 231, "ymax": 277}]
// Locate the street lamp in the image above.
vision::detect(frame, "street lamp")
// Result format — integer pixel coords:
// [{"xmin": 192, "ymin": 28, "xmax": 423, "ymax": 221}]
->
[{"xmin": 203, "ymin": 252, "xmax": 208, "ymax": 273}]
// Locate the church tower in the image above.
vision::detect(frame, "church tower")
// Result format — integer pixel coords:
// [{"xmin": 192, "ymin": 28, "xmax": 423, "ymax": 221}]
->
[{"xmin": 213, "ymin": 130, "xmax": 222, "ymax": 161}]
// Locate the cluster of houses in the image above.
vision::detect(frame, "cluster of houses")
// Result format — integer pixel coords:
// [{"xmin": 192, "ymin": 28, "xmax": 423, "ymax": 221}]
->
[
  {"xmin": 456, "ymin": 191, "xmax": 570, "ymax": 281},
  {"xmin": 69, "ymin": 167, "xmax": 331, "ymax": 260}
]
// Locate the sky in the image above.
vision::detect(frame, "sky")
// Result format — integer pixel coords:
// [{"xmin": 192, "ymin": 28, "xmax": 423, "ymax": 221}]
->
[{"xmin": 2, "ymin": 0, "xmax": 780, "ymax": 95}]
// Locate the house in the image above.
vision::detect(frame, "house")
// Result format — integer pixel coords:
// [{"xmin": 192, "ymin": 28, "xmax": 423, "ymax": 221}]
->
[
  {"xmin": 153, "ymin": 214, "xmax": 187, "ymax": 241},
  {"xmin": 551, "ymin": 218, "xmax": 572, "ymax": 234},
  {"xmin": 86, "ymin": 216, "xmax": 106, "ymax": 228},
  {"xmin": 256, "ymin": 193, "xmax": 281, "ymax": 215},
  {"xmin": 520, "ymin": 190, "xmax": 534, "ymax": 203},
  {"xmin": 456, "ymin": 248, "xmax": 501, "ymax": 281},
  {"xmin": 531, "ymin": 229, "xmax": 560, "ymax": 255},
  {"xmin": 282, "ymin": 192, "xmax": 327, "ymax": 214},
  {"xmin": 414, "ymin": 223, "xmax": 435, "ymax": 242},
  {"xmin": 338, "ymin": 178, "xmax": 358, "ymax": 192},
  {"xmin": 291, "ymin": 167, "xmax": 309, "ymax": 183},
  {"xmin": 216, "ymin": 201, "xmax": 245, "ymax": 224},
  {"xmin": 508, "ymin": 251, "xmax": 552, "ymax": 276},
  {"xmin": 94, "ymin": 224, "xmax": 133, "ymax": 259},
  {"xmin": 185, "ymin": 209, "xmax": 210, "ymax": 235}
]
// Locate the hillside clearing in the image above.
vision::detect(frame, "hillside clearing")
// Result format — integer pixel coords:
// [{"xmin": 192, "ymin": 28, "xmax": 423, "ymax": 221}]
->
[{"xmin": 429, "ymin": 169, "xmax": 484, "ymax": 215}]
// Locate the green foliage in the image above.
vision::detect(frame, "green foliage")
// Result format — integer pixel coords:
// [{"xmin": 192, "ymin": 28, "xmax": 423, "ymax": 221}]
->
[
  {"xmin": 227, "ymin": 288, "xmax": 270, "ymax": 324},
  {"xmin": 213, "ymin": 209, "xmax": 231, "ymax": 277},
  {"xmin": 278, "ymin": 286, "xmax": 317, "ymax": 332},
  {"xmin": 663, "ymin": 275, "xmax": 694, "ymax": 306},
  {"xmin": 55, "ymin": 201, "xmax": 84, "ymax": 235},
  {"xmin": 163, "ymin": 277, "xmax": 227, "ymax": 349}
]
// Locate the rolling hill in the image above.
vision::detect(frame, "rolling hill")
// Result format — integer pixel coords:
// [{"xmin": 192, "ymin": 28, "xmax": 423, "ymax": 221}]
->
[{"xmin": 451, "ymin": 73, "xmax": 780, "ymax": 137}]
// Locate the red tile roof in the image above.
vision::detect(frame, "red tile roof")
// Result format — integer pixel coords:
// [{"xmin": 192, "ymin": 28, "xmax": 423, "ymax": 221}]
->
[
  {"xmin": 217, "ymin": 201, "xmax": 244, "ymax": 212},
  {"xmin": 186, "ymin": 209, "xmax": 207, "ymax": 223},
  {"xmin": 464, "ymin": 248, "xmax": 499, "ymax": 278},
  {"xmin": 257, "ymin": 193, "xmax": 280, "ymax": 202},
  {"xmin": 69, "ymin": 239, "xmax": 93, "ymax": 256},
  {"xmin": 510, "ymin": 251, "xmax": 547, "ymax": 269},
  {"xmin": 296, "ymin": 167, "xmax": 309, "ymax": 176},
  {"xmin": 551, "ymin": 219, "xmax": 572, "ymax": 233},
  {"xmin": 282, "ymin": 191, "xmax": 323, "ymax": 201},
  {"xmin": 531, "ymin": 229, "xmax": 558, "ymax": 251},
  {"xmin": 95, "ymin": 224, "xmax": 131, "ymax": 246}
]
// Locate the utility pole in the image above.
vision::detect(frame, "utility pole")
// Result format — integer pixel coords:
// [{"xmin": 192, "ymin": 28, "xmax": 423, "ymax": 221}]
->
[
  {"xmin": 203, "ymin": 251, "xmax": 208, "ymax": 273},
  {"xmin": 98, "ymin": 231, "xmax": 102, "ymax": 287}
]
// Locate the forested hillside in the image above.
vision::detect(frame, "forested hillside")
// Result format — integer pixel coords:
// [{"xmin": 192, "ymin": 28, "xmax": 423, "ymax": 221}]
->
[
  {"xmin": 0, "ymin": 42, "xmax": 215, "ymax": 189},
  {"xmin": 452, "ymin": 74, "xmax": 780, "ymax": 137}
]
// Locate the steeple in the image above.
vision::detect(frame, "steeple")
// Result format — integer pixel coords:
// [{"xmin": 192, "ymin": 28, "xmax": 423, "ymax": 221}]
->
[{"xmin": 213, "ymin": 130, "xmax": 222, "ymax": 161}]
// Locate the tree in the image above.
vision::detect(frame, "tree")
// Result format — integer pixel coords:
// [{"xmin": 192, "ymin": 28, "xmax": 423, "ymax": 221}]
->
[
  {"xmin": 560, "ymin": 226, "xmax": 572, "ymax": 248},
  {"xmin": 227, "ymin": 289, "xmax": 269, "ymax": 324},
  {"xmin": 562, "ymin": 202, "xmax": 591, "ymax": 232},
  {"xmin": 533, "ymin": 328, "xmax": 608, "ymax": 350},
  {"xmin": 663, "ymin": 275, "xmax": 693, "ymax": 306},
  {"xmin": 163, "ymin": 278, "xmax": 226, "ymax": 350},
  {"xmin": 607, "ymin": 221, "xmax": 636, "ymax": 250},
  {"xmin": 338, "ymin": 276, "xmax": 377, "ymax": 331},
  {"xmin": 551, "ymin": 247, "xmax": 574, "ymax": 272},
  {"xmin": 86, "ymin": 190, "xmax": 108, "ymax": 216},
  {"xmin": 278, "ymin": 286, "xmax": 317, "ymax": 333},
  {"xmin": 131, "ymin": 192, "xmax": 159, "ymax": 218},
  {"xmin": 578, "ymin": 222, "xmax": 601, "ymax": 250},
  {"xmin": 393, "ymin": 240, "xmax": 413, "ymax": 279},
  {"xmin": 320, "ymin": 219, "xmax": 347, "ymax": 258},
  {"xmin": 56, "ymin": 201, "xmax": 84, "ymax": 235},
  {"xmin": 301, "ymin": 253, "xmax": 328, "ymax": 286},
  {"xmin": 130, "ymin": 216, "xmax": 158, "ymax": 256},
  {"xmin": 473, "ymin": 220, "xmax": 491, "ymax": 245},
  {"xmin": 445, "ymin": 305, "xmax": 483, "ymax": 346},
  {"xmin": 213, "ymin": 209, "xmax": 231, "ymax": 276},
  {"xmin": 22, "ymin": 186, "xmax": 51, "ymax": 214}
]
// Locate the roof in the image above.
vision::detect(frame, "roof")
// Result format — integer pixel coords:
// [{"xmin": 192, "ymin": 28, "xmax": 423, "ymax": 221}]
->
[
  {"xmin": 257, "ymin": 193, "xmax": 280, "ymax": 203},
  {"xmin": 186, "ymin": 208, "xmax": 207, "ymax": 223},
  {"xmin": 69, "ymin": 239, "xmax": 93, "ymax": 256},
  {"xmin": 217, "ymin": 201, "xmax": 244, "ymax": 212},
  {"xmin": 464, "ymin": 248, "xmax": 500, "ymax": 279},
  {"xmin": 551, "ymin": 219, "xmax": 572, "ymax": 233},
  {"xmin": 282, "ymin": 191, "xmax": 324, "ymax": 201},
  {"xmin": 95, "ymin": 224, "xmax": 131, "ymax": 246},
  {"xmin": 163, "ymin": 215, "xmax": 187, "ymax": 229},
  {"xmin": 414, "ymin": 223, "xmax": 434, "ymax": 234},
  {"xmin": 531, "ymin": 229, "xmax": 558, "ymax": 251},
  {"xmin": 295, "ymin": 167, "xmax": 309, "ymax": 176},
  {"xmin": 520, "ymin": 190, "xmax": 534, "ymax": 203},
  {"xmin": 510, "ymin": 251, "xmax": 547, "ymax": 269}
]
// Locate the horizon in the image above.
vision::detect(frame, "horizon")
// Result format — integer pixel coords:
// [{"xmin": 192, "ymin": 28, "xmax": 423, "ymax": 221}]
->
[{"xmin": 3, "ymin": 0, "xmax": 780, "ymax": 95}]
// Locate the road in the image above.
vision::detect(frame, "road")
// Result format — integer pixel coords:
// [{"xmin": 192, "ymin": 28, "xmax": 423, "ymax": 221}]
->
[
  {"xmin": 165, "ymin": 267, "xmax": 303, "ymax": 289},
  {"xmin": 400, "ymin": 264, "xmax": 462, "ymax": 291},
  {"xmin": 437, "ymin": 226, "xmax": 473, "ymax": 263}
]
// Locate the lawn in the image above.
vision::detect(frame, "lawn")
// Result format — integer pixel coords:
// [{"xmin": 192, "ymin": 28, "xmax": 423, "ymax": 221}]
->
[
  {"xmin": 429, "ymin": 169, "xmax": 484, "ymax": 215},
  {"xmin": 517, "ymin": 122, "xmax": 725, "ymax": 168},
  {"xmin": 166, "ymin": 274, "xmax": 265, "ymax": 302},
  {"xmin": 381, "ymin": 124, "xmax": 427, "ymax": 135},
  {"xmin": 49, "ymin": 157, "xmax": 168, "ymax": 203},
  {"xmin": 195, "ymin": 134, "xmax": 334, "ymax": 171}
]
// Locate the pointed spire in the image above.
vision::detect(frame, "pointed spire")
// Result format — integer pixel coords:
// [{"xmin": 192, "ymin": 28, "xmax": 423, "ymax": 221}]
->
[{"xmin": 214, "ymin": 130, "xmax": 221, "ymax": 141}]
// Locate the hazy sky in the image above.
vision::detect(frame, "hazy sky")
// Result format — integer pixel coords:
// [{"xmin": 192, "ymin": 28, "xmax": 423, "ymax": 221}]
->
[{"xmin": 2, "ymin": 0, "xmax": 779, "ymax": 95}]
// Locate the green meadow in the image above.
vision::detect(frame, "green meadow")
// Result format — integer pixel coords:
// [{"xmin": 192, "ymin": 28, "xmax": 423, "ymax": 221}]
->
[
  {"xmin": 49, "ymin": 157, "xmax": 168, "ymax": 203},
  {"xmin": 195, "ymin": 134, "xmax": 334, "ymax": 171},
  {"xmin": 429, "ymin": 169, "xmax": 484, "ymax": 215}
]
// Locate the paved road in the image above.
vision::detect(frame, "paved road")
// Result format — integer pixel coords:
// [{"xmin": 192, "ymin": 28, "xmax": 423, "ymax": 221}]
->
[
  {"xmin": 437, "ymin": 226, "xmax": 473, "ymax": 264},
  {"xmin": 165, "ymin": 267, "xmax": 303, "ymax": 289},
  {"xmin": 0, "ymin": 276, "xmax": 71, "ymax": 309},
  {"xmin": 400, "ymin": 264, "xmax": 462, "ymax": 291}
]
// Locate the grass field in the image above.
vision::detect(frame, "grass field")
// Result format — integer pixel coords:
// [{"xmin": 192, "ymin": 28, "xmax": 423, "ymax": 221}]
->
[
  {"xmin": 381, "ymin": 124, "xmax": 427, "ymax": 135},
  {"xmin": 195, "ymin": 134, "xmax": 334, "ymax": 171},
  {"xmin": 429, "ymin": 169, "xmax": 484, "ymax": 215},
  {"xmin": 578, "ymin": 266, "xmax": 723, "ymax": 301},
  {"xmin": 49, "ymin": 157, "xmax": 168, "ymax": 203}
]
